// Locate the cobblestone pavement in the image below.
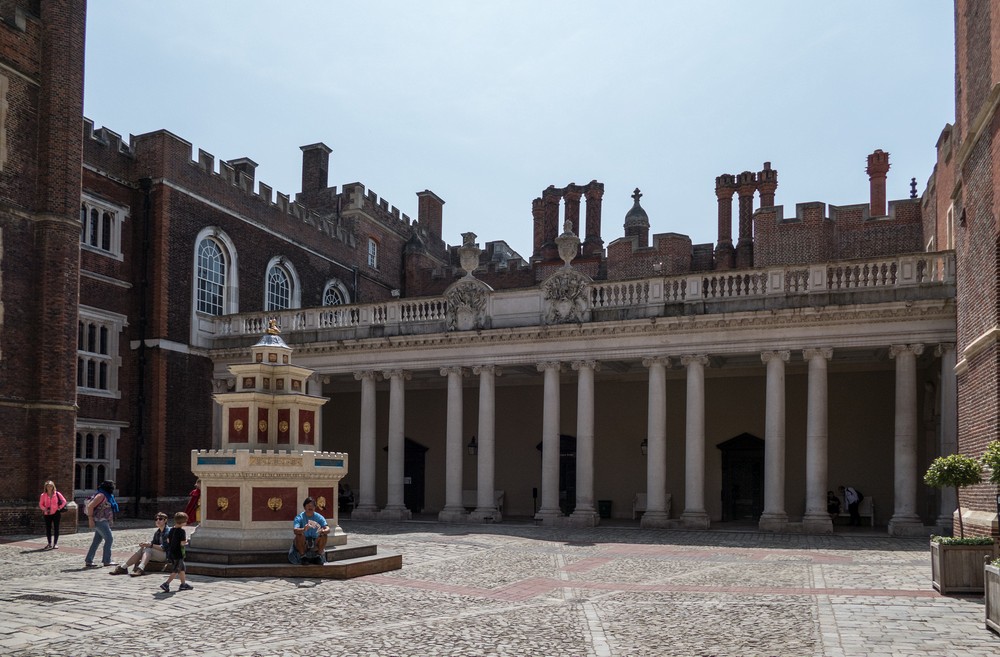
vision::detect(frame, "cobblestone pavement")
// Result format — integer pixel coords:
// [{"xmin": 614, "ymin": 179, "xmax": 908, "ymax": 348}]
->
[{"xmin": 0, "ymin": 520, "xmax": 997, "ymax": 656}]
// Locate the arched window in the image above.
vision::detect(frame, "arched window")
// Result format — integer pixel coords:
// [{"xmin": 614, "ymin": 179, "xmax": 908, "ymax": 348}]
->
[
  {"xmin": 197, "ymin": 238, "xmax": 227, "ymax": 315},
  {"xmin": 266, "ymin": 264, "xmax": 291, "ymax": 310},
  {"xmin": 323, "ymin": 280, "xmax": 350, "ymax": 306},
  {"xmin": 262, "ymin": 256, "xmax": 301, "ymax": 311}
]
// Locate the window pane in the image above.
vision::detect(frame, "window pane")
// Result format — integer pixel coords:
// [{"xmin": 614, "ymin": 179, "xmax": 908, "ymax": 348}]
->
[
  {"xmin": 77, "ymin": 357, "xmax": 84, "ymax": 386},
  {"xmin": 80, "ymin": 204, "xmax": 87, "ymax": 242},
  {"xmin": 97, "ymin": 434, "xmax": 106, "ymax": 459},
  {"xmin": 99, "ymin": 326, "xmax": 108, "ymax": 355},
  {"xmin": 86, "ymin": 360, "xmax": 95, "ymax": 388},
  {"xmin": 75, "ymin": 432, "xmax": 82, "ymax": 458},
  {"xmin": 101, "ymin": 212, "xmax": 112, "ymax": 251},
  {"xmin": 86, "ymin": 433, "xmax": 94, "ymax": 459},
  {"xmin": 97, "ymin": 465, "xmax": 106, "ymax": 484},
  {"xmin": 89, "ymin": 209, "xmax": 99, "ymax": 246},
  {"xmin": 323, "ymin": 285, "xmax": 344, "ymax": 306},
  {"xmin": 197, "ymin": 239, "xmax": 226, "ymax": 315},
  {"xmin": 78, "ymin": 321, "xmax": 84, "ymax": 350},
  {"xmin": 84, "ymin": 465, "xmax": 93, "ymax": 490},
  {"xmin": 99, "ymin": 362, "xmax": 107, "ymax": 390},
  {"xmin": 74, "ymin": 464, "xmax": 81, "ymax": 491},
  {"xmin": 266, "ymin": 265, "xmax": 290, "ymax": 311}
]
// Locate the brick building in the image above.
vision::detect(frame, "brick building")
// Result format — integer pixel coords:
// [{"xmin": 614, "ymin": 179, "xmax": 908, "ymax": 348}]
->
[{"xmin": 0, "ymin": 1, "xmax": 995, "ymax": 536}]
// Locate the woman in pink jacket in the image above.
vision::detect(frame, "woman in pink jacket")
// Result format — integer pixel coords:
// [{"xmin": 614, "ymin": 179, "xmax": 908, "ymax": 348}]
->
[{"xmin": 38, "ymin": 480, "xmax": 67, "ymax": 549}]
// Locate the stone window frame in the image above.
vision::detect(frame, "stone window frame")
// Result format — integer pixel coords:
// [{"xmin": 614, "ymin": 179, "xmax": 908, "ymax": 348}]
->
[
  {"xmin": 80, "ymin": 193, "xmax": 128, "ymax": 260},
  {"xmin": 263, "ymin": 256, "xmax": 301, "ymax": 311},
  {"xmin": 74, "ymin": 422, "xmax": 121, "ymax": 496},
  {"xmin": 367, "ymin": 237, "xmax": 379, "ymax": 269},
  {"xmin": 77, "ymin": 305, "xmax": 126, "ymax": 399},
  {"xmin": 322, "ymin": 278, "xmax": 350, "ymax": 306}
]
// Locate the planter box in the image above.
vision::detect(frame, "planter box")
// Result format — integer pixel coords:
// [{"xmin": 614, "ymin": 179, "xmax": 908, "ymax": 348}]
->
[
  {"xmin": 987, "ymin": 564, "xmax": 1000, "ymax": 635},
  {"xmin": 930, "ymin": 541, "xmax": 996, "ymax": 594}
]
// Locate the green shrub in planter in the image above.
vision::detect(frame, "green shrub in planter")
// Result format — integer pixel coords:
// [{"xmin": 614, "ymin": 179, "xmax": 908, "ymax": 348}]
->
[
  {"xmin": 930, "ymin": 535, "xmax": 994, "ymax": 546},
  {"xmin": 924, "ymin": 453, "xmax": 982, "ymax": 538}
]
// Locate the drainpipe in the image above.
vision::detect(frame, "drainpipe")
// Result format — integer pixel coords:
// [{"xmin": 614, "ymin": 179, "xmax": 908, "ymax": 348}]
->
[{"xmin": 132, "ymin": 177, "xmax": 153, "ymax": 516}]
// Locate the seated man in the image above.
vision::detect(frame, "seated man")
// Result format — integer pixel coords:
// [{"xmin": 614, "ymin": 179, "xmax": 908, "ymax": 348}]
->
[
  {"xmin": 111, "ymin": 512, "xmax": 170, "ymax": 576},
  {"xmin": 288, "ymin": 496, "xmax": 330, "ymax": 565}
]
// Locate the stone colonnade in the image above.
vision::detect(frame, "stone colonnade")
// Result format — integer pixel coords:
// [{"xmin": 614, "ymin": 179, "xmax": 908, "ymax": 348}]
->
[{"xmin": 347, "ymin": 343, "xmax": 954, "ymax": 535}]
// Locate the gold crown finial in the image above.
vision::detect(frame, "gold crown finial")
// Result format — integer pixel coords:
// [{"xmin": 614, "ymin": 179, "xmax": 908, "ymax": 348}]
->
[{"xmin": 266, "ymin": 318, "xmax": 280, "ymax": 335}]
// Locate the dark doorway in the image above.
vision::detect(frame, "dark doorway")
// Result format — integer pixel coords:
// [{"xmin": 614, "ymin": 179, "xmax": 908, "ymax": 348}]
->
[
  {"xmin": 536, "ymin": 434, "xmax": 576, "ymax": 515},
  {"xmin": 717, "ymin": 433, "xmax": 764, "ymax": 522},
  {"xmin": 384, "ymin": 438, "xmax": 428, "ymax": 514}
]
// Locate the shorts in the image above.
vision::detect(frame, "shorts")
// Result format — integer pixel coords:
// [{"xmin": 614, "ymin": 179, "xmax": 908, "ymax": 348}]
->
[{"xmin": 170, "ymin": 557, "xmax": 186, "ymax": 573}]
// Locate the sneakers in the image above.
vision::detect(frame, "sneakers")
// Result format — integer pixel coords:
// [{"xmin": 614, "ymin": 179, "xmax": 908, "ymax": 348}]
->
[
  {"xmin": 109, "ymin": 566, "xmax": 129, "ymax": 575},
  {"xmin": 159, "ymin": 582, "xmax": 170, "ymax": 593},
  {"xmin": 130, "ymin": 568, "xmax": 144, "ymax": 577},
  {"xmin": 178, "ymin": 583, "xmax": 193, "ymax": 591},
  {"xmin": 52, "ymin": 545, "xmax": 58, "ymax": 549},
  {"xmin": 102, "ymin": 562, "xmax": 118, "ymax": 567}
]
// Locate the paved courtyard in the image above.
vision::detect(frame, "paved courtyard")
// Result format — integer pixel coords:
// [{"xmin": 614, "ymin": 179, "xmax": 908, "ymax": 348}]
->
[{"xmin": 0, "ymin": 520, "xmax": 997, "ymax": 657}]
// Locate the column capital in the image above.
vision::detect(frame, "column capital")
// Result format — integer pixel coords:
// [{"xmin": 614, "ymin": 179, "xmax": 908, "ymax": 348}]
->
[
  {"xmin": 472, "ymin": 364, "xmax": 502, "ymax": 377},
  {"xmin": 571, "ymin": 360, "xmax": 600, "ymax": 372},
  {"xmin": 641, "ymin": 356, "xmax": 671, "ymax": 369},
  {"xmin": 439, "ymin": 366, "xmax": 467, "ymax": 377},
  {"xmin": 760, "ymin": 350, "xmax": 790, "ymax": 364},
  {"xmin": 802, "ymin": 347, "xmax": 833, "ymax": 361},
  {"xmin": 536, "ymin": 361, "xmax": 562, "ymax": 373},
  {"xmin": 381, "ymin": 369, "xmax": 412, "ymax": 381},
  {"xmin": 889, "ymin": 344, "xmax": 925, "ymax": 359},
  {"xmin": 680, "ymin": 354, "xmax": 709, "ymax": 368},
  {"xmin": 353, "ymin": 370, "xmax": 382, "ymax": 381},
  {"xmin": 934, "ymin": 343, "xmax": 956, "ymax": 357}
]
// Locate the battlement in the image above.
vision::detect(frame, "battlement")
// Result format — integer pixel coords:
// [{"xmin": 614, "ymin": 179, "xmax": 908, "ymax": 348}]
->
[
  {"xmin": 83, "ymin": 118, "xmax": 133, "ymax": 156},
  {"xmin": 194, "ymin": 448, "xmax": 349, "ymax": 458},
  {"xmin": 340, "ymin": 182, "xmax": 412, "ymax": 232}
]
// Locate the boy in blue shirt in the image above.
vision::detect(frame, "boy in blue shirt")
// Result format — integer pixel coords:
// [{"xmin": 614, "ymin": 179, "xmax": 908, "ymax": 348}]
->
[{"xmin": 289, "ymin": 497, "xmax": 330, "ymax": 564}]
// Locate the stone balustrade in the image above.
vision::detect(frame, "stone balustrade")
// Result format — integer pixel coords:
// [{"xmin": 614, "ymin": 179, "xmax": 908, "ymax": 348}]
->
[{"xmin": 212, "ymin": 251, "xmax": 955, "ymax": 342}]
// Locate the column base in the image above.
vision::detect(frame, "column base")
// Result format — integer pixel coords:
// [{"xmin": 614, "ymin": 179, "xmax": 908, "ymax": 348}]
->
[
  {"xmin": 437, "ymin": 506, "xmax": 469, "ymax": 523},
  {"xmin": 469, "ymin": 507, "xmax": 502, "ymax": 523},
  {"xmin": 801, "ymin": 513, "xmax": 834, "ymax": 534},
  {"xmin": 680, "ymin": 511, "xmax": 711, "ymax": 529},
  {"xmin": 640, "ymin": 511, "xmax": 671, "ymax": 528},
  {"xmin": 568, "ymin": 509, "xmax": 600, "ymax": 527},
  {"xmin": 379, "ymin": 506, "xmax": 412, "ymax": 522},
  {"xmin": 758, "ymin": 512, "xmax": 789, "ymax": 532},
  {"xmin": 888, "ymin": 515, "xmax": 927, "ymax": 537},
  {"xmin": 350, "ymin": 506, "xmax": 380, "ymax": 521},
  {"xmin": 534, "ymin": 508, "xmax": 564, "ymax": 525}
]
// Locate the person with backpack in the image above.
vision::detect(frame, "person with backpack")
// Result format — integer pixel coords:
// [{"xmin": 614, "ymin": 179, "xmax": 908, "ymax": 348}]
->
[
  {"xmin": 839, "ymin": 485, "xmax": 863, "ymax": 527},
  {"xmin": 84, "ymin": 480, "xmax": 120, "ymax": 568},
  {"xmin": 38, "ymin": 480, "xmax": 67, "ymax": 550}
]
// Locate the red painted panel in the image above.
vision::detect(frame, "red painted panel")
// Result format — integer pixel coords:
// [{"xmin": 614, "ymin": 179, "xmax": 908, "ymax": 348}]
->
[
  {"xmin": 229, "ymin": 407, "xmax": 249, "ymax": 443},
  {"xmin": 206, "ymin": 486, "xmax": 241, "ymax": 521},
  {"xmin": 309, "ymin": 486, "xmax": 335, "ymax": 520},
  {"xmin": 251, "ymin": 487, "xmax": 298, "ymax": 522},
  {"xmin": 277, "ymin": 408, "xmax": 290, "ymax": 444},
  {"xmin": 299, "ymin": 409, "xmax": 315, "ymax": 445}
]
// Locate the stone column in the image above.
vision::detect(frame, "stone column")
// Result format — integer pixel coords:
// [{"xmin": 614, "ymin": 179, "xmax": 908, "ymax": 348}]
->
[
  {"xmin": 470, "ymin": 365, "xmax": 501, "ymax": 522},
  {"xmin": 680, "ymin": 355, "xmax": 710, "ymax": 529},
  {"xmin": 535, "ymin": 362, "xmax": 563, "ymax": 523},
  {"xmin": 570, "ymin": 360, "xmax": 600, "ymax": 526},
  {"xmin": 380, "ymin": 369, "xmax": 411, "ymax": 521},
  {"xmin": 888, "ymin": 344, "xmax": 925, "ymax": 536},
  {"xmin": 438, "ymin": 366, "xmax": 468, "ymax": 522},
  {"xmin": 935, "ymin": 344, "xmax": 958, "ymax": 531},
  {"xmin": 352, "ymin": 370, "xmax": 380, "ymax": 520},
  {"xmin": 802, "ymin": 348, "xmax": 833, "ymax": 534},
  {"xmin": 759, "ymin": 350, "xmax": 789, "ymax": 532},
  {"xmin": 641, "ymin": 357, "xmax": 671, "ymax": 527}
]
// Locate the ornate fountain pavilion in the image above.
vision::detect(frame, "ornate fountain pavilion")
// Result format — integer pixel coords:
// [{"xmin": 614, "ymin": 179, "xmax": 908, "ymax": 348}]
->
[{"xmin": 206, "ymin": 243, "xmax": 956, "ymax": 537}]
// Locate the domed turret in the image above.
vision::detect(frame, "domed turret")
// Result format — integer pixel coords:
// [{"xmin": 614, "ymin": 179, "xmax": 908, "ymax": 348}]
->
[{"xmin": 624, "ymin": 188, "xmax": 650, "ymax": 247}]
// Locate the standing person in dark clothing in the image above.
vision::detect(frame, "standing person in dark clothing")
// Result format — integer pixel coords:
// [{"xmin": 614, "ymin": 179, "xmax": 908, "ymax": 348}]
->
[{"xmin": 839, "ymin": 485, "xmax": 861, "ymax": 526}]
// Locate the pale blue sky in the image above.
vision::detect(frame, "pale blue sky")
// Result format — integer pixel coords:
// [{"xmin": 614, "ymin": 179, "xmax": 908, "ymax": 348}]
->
[{"xmin": 84, "ymin": 2, "xmax": 955, "ymax": 259}]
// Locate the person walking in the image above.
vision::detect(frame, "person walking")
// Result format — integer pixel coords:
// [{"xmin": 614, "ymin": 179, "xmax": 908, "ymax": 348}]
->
[
  {"xmin": 38, "ymin": 480, "xmax": 67, "ymax": 549},
  {"xmin": 84, "ymin": 480, "xmax": 120, "ymax": 568},
  {"xmin": 160, "ymin": 512, "xmax": 193, "ymax": 592}
]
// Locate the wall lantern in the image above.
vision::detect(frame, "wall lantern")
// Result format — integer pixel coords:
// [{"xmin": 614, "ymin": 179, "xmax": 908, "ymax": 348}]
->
[
  {"xmin": 467, "ymin": 435, "xmax": 478, "ymax": 456},
  {"xmin": 640, "ymin": 438, "xmax": 648, "ymax": 456}
]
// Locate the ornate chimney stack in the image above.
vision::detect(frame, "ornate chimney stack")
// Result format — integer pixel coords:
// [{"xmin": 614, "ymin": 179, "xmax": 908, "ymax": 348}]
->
[
  {"xmin": 563, "ymin": 184, "xmax": 582, "ymax": 238},
  {"xmin": 866, "ymin": 149, "xmax": 891, "ymax": 217},
  {"xmin": 715, "ymin": 173, "xmax": 737, "ymax": 269},
  {"xmin": 757, "ymin": 162, "xmax": 778, "ymax": 207},
  {"xmin": 582, "ymin": 181, "xmax": 604, "ymax": 257},
  {"xmin": 735, "ymin": 170, "xmax": 757, "ymax": 268},
  {"xmin": 541, "ymin": 186, "xmax": 561, "ymax": 260},
  {"xmin": 416, "ymin": 190, "xmax": 445, "ymax": 239},
  {"xmin": 531, "ymin": 197, "xmax": 545, "ymax": 257}
]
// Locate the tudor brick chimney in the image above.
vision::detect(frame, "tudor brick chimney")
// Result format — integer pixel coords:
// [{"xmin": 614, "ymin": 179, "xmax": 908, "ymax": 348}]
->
[
  {"xmin": 300, "ymin": 142, "xmax": 332, "ymax": 192},
  {"xmin": 417, "ymin": 190, "xmax": 445, "ymax": 238},
  {"xmin": 866, "ymin": 149, "xmax": 890, "ymax": 217}
]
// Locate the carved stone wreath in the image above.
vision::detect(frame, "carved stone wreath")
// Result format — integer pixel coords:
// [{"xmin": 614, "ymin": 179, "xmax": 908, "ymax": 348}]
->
[
  {"xmin": 542, "ymin": 268, "xmax": 592, "ymax": 325},
  {"xmin": 444, "ymin": 278, "xmax": 492, "ymax": 331}
]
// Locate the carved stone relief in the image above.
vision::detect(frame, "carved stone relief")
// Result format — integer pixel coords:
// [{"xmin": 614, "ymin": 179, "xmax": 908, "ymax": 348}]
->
[
  {"xmin": 444, "ymin": 278, "xmax": 492, "ymax": 331},
  {"xmin": 542, "ymin": 268, "xmax": 592, "ymax": 325}
]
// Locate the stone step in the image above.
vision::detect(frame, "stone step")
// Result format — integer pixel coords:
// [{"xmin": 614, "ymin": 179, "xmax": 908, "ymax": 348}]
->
[
  {"xmin": 185, "ymin": 552, "xmax": 402, "ymax": 579},
  {"xmin": 186, "ymin": 541, "xmax": 377, "ymax": 566}
]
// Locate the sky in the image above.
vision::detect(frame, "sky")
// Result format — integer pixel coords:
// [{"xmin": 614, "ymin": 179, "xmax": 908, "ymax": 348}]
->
[{"xmin": 83, "ymin": 2, "xmax": 955, "ymax": 259}]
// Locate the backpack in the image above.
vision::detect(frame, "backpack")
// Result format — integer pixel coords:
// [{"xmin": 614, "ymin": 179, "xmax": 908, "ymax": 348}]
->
[{"xmin": 83, "ymin": 494, "xmax": 95, "ymax": 517}]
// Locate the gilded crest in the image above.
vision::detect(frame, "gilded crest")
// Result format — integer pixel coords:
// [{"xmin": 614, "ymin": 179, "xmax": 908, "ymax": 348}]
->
[
  {"xmin": 233, "ymin": 419, "xmax": 244, "ymax": 432},
  {"xmin": 316, "ymin": 495, "xmax": 327, "ymax": 511},
  {"xmin": 216, "ymin": 496, "xmax": 229, "ymax": 512},
  {"xmin": 279, "ymin": 420, "xmax": 289, "ymax": 433},
  {"xmin": 267, "ymin": 497, "xmax": 283, "ymax": 511},
  {"xmin": 303, "ymin": 421, "xmax": 312, "ymax": 434},
  {"xmin": 258, "ymin": 420, "xmax": 268, "ymax": 432}
]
